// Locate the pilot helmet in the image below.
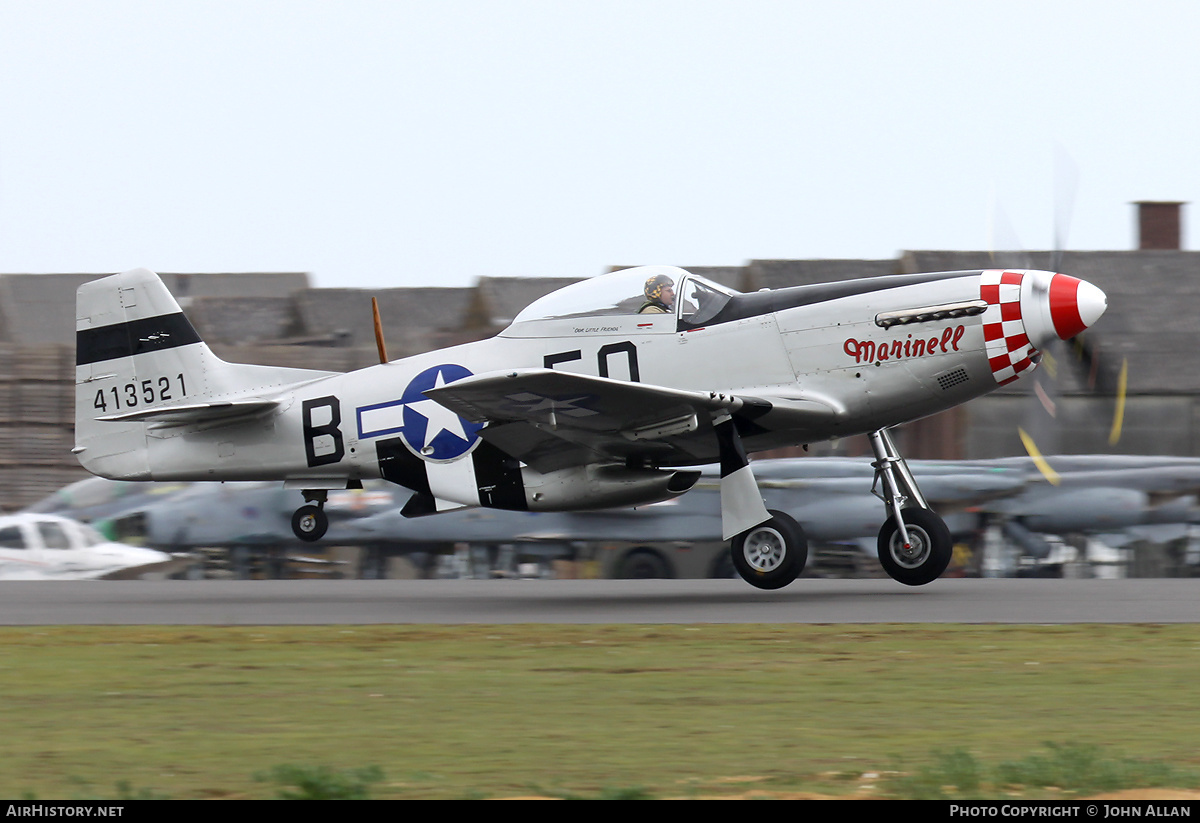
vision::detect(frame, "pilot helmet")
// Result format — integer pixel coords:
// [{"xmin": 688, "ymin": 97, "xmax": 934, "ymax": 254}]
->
[{"xmin": 644, "ymin": 273, "xmax": 674, "ymax": 302}]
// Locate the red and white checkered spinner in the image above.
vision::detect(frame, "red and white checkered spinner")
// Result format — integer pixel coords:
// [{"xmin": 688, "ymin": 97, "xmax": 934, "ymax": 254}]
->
[{"xmin": 979, "ymin": 269, "xmax": 1107, "ymax": 386}]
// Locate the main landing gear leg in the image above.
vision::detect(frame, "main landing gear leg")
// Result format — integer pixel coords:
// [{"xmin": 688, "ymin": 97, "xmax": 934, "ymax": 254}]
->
[
  {"xmin": 292, "ymin": 490, "xmax": 329, "ymax": 543},
  {"xmin": 868, "ymin": 428, "xmax": 952, "ymax": 586},
  {"xmin": 715, "ymin": 411, "xmax": 808, "ymax": 590}
]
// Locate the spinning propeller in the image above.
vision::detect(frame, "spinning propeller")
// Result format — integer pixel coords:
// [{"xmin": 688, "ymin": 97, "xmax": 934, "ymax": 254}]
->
[{"xmin": 993, "ymin": 149, "xmax": 1127, "ymax": 482}]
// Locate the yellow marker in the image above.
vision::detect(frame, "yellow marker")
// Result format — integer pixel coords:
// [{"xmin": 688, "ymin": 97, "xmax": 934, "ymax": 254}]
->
[
  {"xmin": 1108, "ymin": 358, "xmax": 1127, "ymax": 446},
  {"xmin": 1019, "ymin": 428, "xmax": 1061, "ymax": 485}
]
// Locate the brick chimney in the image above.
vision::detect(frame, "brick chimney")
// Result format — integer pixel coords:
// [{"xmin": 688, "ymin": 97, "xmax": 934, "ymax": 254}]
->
[{"xmin": 1135, "ymin": 201, "xmax": 1185, "ymax": 250}]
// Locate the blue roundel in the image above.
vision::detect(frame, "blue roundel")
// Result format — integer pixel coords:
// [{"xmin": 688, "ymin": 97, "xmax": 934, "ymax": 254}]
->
[{"xmin": 399, "ymin": 364, "xmax": 483, "ymax": 462}]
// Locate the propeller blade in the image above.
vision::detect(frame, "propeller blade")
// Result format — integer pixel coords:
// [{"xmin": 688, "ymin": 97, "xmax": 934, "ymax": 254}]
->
[
  {"xmin": 1108, "ymin": 358, "xmax": 1128, "ymax": 446},
  {"xmin": 1019, "ymin": 427, "xmax": 1062, "ymax": 485}
]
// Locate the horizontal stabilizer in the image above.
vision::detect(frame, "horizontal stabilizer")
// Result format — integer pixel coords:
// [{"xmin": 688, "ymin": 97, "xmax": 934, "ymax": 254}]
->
[{"xmin": 95, "ymin": 399, "xmax": 280, "ymax": 425}]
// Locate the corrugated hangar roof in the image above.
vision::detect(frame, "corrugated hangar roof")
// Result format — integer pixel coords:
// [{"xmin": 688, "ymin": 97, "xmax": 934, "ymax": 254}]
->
[
  {"xmin": 293, "ymin": 286, "xmax": 477, "ymax": 356},
  {"xmin": 0, "ymin": 272, "xmax": 310, "ymax": 347}
]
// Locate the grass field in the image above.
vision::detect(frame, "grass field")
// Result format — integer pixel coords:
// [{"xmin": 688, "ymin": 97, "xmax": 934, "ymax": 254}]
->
[{"xmin": 1, "ymin": 624, "xmax": 1198, "ymax": 799}]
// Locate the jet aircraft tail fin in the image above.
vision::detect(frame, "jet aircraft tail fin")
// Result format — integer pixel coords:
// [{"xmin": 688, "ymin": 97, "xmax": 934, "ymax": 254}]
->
[{"xmin": 74, "ymin": 268, "xmax": 337, "ymax": 480}]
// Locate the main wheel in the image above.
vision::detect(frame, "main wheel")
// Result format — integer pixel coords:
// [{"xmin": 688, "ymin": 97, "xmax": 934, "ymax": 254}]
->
[
  {"xmin": 877, "ymin": 507, "xmax": 952, "ymax": 586},
  {"xmin": 730, "ymin": 510, "xmax": 807, "ymax": 590},
  {"xmin": 291, "ymin": 504, "xmax": 329, "ymax": 542}
]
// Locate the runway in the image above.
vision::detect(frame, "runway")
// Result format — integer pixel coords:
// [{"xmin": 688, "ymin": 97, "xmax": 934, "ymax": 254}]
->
[{"xmin": 0, "ymin": 578, "xmax": 1198, "ymax": 624}]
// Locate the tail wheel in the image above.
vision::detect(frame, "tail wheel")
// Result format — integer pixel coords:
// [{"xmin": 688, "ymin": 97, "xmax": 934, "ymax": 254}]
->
[
  {"xmin": 292, "ymin": 505, "xmax": 329, "ymax": 543},
  {"xmin": 877, "ymin": 507, "xmax": 952, "ymax": 586},
  {"xmin": 730, "ymin": 510, "xmax": 807, "ymax": 590}
]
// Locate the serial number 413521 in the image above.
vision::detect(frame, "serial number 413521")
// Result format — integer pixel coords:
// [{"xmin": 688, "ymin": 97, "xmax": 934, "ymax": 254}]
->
[{"xmin": 93, "ymin": 374, "xmax": 188, "ymax": 412}]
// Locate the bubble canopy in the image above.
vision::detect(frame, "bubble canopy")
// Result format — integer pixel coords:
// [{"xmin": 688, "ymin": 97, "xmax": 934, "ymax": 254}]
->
[{"xmin": 510, "ymin": 266, "xmax": 738, "ymax": 327}]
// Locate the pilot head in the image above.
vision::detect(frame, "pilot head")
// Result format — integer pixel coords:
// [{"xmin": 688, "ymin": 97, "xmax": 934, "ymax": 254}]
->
[{"xmin": 643, "ymin": 274, "xmax": 675, "ymax": 310}]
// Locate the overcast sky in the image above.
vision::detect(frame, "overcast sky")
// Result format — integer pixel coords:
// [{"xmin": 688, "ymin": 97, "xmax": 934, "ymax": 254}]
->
[{"xmin": 1, "ymin": 1, "xmax": 1197, "ymax": 290}]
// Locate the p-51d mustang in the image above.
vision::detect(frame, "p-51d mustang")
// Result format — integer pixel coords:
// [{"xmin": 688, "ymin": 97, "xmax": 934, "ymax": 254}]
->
[{"xmin": 73, "ymin": 264, "xmax": 1106, "ymax": 589}]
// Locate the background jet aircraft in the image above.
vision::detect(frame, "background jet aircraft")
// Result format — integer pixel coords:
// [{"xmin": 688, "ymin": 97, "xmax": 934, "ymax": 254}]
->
[
  {"xmin": 962, "ymin": 457, "xmax": 1200, "ymax": 572},
  {"xmin": 24, "ymin": 475, "xmax": 191, "ymax": 535},
  {"xmin": 31, "ymin": 461, "xmax": 1020, "ymax": 579},
  {"xmin": 12, "ymin": 458, "xmax": 1020, "ymax": 579},
  {"xmin": 29, "ymin": 455, "xmax": 1200, "ymax": 579}
]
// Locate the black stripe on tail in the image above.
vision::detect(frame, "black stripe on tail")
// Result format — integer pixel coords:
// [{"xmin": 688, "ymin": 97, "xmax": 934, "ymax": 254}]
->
[{"xmin": 76, "ymin": 313, "xmax": 202, "ymax": 366}]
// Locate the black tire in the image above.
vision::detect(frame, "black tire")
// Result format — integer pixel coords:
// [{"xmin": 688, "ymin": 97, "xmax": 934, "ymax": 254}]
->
[
  {"xmin": 730, "ymin": 510, "xmax": 807, "ymax": 590},
  {"xmin": 291, "ymin": 505, "xmax": 329, "ymax": 543},
  {"xmin": 617, "ymin": 548, "xmax": 671, "ymax": 579},
  {"xmin": 877, "ymin": 507, "xmax": 952, "ymax": 586}
]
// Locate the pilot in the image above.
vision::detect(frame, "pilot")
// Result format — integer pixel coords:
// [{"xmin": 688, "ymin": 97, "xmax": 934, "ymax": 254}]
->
[{"xmin": 638, "ymin": 274, "xmax": 676, "ymax": 314}]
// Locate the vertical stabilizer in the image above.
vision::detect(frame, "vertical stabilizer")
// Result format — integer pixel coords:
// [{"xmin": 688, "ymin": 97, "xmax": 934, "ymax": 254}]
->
[{"xmin": 74, "ymin": 268, "xmax": 335, "ymax": 480}]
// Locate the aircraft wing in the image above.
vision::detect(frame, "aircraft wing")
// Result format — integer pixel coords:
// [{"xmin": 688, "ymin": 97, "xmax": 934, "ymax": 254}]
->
[{"xmin": 424, "ymin": 368, "xmax": 839, "ymax": 473}]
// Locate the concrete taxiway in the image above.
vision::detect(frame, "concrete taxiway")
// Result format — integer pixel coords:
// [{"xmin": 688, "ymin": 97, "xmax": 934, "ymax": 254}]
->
[{"xmin": 0, "ymin": 578, "xmax": 1197, "ymax": 625}]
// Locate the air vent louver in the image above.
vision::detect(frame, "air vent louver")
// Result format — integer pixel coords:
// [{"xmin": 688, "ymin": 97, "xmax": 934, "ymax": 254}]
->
[{"xmin": 937, "ymin": 368, "xmax": 969, "ymax": 391}]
